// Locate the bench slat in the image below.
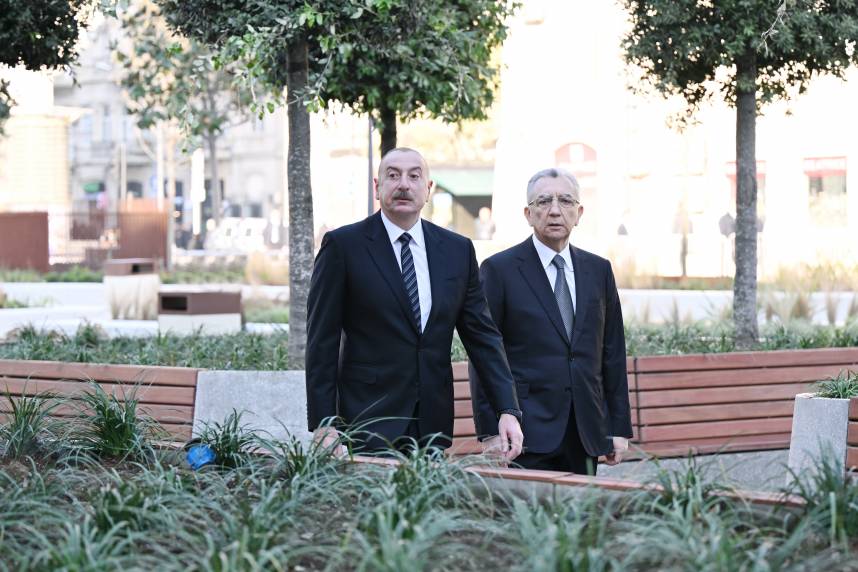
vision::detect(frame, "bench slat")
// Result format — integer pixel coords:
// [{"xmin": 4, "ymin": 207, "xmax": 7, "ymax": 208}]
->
[
  {"xmin": 637, "ymin": 383, "xmax": 813, "ymax": 408},
  {"xmin": 637, "ymin": 365, "xmax": 853, "ymax": 391},
  {"xmin": 640, "ymin": 400, "xmax": 795, "ymax": 425},
  {"xmin": 0, "ymin": 401, "xmax": 193, "ymax": 424},
  {"xmin": 0, "ymin": 377, "xmax": 195, "ymax": 406},
  {"xmin": 641, "ymin": 417, "xmax": 793, "ymax": 442},
  {"xmin": 636, "ymin": 348, "xmax": 858, "ymax": 373},
  {"xmin": 633, "ymin": 432, "xmax": 792, "ymax": 457},
  {"xmin": 0, "ymin": 359, "xmax": 199, "ymax": 386},
  {"xmin": 846, "ymin": 447, "xmax": 858, "ymax": 470},
  {"xmin": 847, "ymin": 422, "xmax": 858, "ymax": 447},
  {"xmin": 850, "ymin": 398, "xmax": 858, "ymax": 421}
]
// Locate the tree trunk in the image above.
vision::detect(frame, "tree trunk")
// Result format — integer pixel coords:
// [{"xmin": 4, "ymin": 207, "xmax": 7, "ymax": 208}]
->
[
  {"xmin": 286, "ymin": 35, "xmax": 314, "ymax": 368},
  {"xmin": 733, "ymin": 51, "xmax": 759, "ymax": 350},
  {"xmin": 165, "ymin": 128, "xmax": 178, "ymax": 270},
  {"xmin": 379, "ymin": 105, "xmax": 397, "ymax": 156},
  {"xmin": 206, "ymin": 133, "xmax": 222, "ymax": 225}
]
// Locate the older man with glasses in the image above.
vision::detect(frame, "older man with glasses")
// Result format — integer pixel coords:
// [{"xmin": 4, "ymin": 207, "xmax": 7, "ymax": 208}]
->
[{"xmin": 469, "ymin": 168, "xmax": 633, "ymax": 474}]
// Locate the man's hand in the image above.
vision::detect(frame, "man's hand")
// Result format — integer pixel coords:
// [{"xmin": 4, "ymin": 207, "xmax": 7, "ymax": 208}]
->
[
  {"xmin": 312, "ymin": 426, "xmax": 347, "ymax": 457},
  {"xmin": 496, "ymin": 413, "xmax": 523, "ymax": 461},
  {"xmin": 603, "ymin": 436, "xmax": 628, "ymax": 465}
]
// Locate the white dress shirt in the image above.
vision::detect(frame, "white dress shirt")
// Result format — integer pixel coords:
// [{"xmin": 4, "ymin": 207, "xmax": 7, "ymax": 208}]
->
[
  {"xmin": 380, "ymin": 211, "xmax": 433, "ymax": 330},
  {"xmin": 532, "ymin": 235, "xmax": 576, "ymax": 314}
]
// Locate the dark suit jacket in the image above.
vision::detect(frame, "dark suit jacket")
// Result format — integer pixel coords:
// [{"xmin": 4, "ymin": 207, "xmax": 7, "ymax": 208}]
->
[
  {"xmin": 306, "ymin": 212, "xmax": 519, "ymax": 449},
  {"xmin": 469, "ymin": 238, "xmax": 632, "ymax": 456}
]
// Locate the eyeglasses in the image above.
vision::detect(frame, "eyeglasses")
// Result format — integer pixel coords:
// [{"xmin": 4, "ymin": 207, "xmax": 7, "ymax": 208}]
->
[{"xmin": 527, "ymin": 194, "xmax": 581, "ymax": 209}]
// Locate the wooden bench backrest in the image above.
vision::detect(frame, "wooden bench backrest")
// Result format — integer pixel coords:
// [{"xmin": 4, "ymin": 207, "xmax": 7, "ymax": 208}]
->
[
  {"xmin": 452, "ymin": 348, "xmax": 858, "ymax": 459},
  {"xmin": 0, "ymin": 359, "xmax": 199, "ymax": 441},
  {"xmin": 849, "ymin": 399, "xmax": 858, "ymax": 471}
]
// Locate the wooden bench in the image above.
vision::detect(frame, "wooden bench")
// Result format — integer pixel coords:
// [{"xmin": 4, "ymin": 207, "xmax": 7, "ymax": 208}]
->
[
  {"xmin": 452, "ymin": 347, "xmax": 858, "ymax": 462},
  {"xmin": 849, "ymin": 399, "xmax": 858, "ymax": 470},
  {"xmin": 0, "ymin": 359, "xmax": 199, "ymax": 441}
]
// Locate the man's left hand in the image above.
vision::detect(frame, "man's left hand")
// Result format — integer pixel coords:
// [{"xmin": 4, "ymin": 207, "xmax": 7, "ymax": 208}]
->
[
  {"xmin": 497, "ymin": 414, "xmax": 523, "ymax": 461},
  {"xmin": 603, "ymin": 436, "xmax": 628, "ymax": 465}
]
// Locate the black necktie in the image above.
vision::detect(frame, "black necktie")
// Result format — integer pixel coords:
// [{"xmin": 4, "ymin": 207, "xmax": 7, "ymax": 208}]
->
[
  {"xmin": 399, "ymin": 233, "xmax": 421, "ymax": 332},
  {"xmin": 552, "ymin": 254, "xmax": 575, "ymax": 340}
]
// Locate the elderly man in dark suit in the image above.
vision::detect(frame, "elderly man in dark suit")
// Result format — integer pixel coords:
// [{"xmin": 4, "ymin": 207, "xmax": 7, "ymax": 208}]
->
[
  {"xmin": 306, "ymin": 147, "xmax": 523, "ymax": 458},
  {"xmin": 469, "ymin": 168, "xmax": 632, "ymax": 474}
]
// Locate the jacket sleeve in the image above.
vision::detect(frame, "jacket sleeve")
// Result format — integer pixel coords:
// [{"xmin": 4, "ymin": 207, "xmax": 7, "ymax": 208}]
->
[
  {"xmin": 601, "ymin": 261, "xmax": 634, "ymax": 438},
  {"xmin": 468, "ymin": 256, "xmax": 510, "ymax": 438},
  {"xmin": 305, "ymin": 232, "xmax": 345, "ymax": 431},
  {"xmin": 456, "ymin": 242, "xmax": 519, "ymax": 425}
]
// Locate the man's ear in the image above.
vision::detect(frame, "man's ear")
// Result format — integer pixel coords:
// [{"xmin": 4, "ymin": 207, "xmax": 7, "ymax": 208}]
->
[
  {"xmin": 524, "ymin": 206, "xmax": 534, "ymax": 227},
  {"xmin": 373, "ymin": 177, "xmax": 380, "ymax": 200}
]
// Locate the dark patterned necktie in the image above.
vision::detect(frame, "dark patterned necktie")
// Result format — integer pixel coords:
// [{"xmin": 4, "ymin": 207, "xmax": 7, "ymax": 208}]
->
[
  {"xmin": 399, "ymin": 233, "xmax": 421, "ymax": 332},
  {"xmin": 552, "ymin": 254, "xmax": 575, "ymax": 339}
]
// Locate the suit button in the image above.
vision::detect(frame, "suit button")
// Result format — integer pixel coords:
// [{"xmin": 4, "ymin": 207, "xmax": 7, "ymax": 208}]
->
[
  {"xmin": 569, "ymin": 355, "xmax": 574, "ymax": 361},
  {"xmin": 564, "ymin": 387, "xmax": 571, "ymax": 392}
]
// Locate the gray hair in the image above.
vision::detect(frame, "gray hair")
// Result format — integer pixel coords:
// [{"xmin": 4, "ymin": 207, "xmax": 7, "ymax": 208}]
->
[{"xmin": 526, "ymin": 168, "xmax": 580, "ymax": 201}]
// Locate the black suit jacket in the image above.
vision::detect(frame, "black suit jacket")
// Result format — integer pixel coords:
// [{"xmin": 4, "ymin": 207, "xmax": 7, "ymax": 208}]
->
[
  {"xmin": 469, "ymin": 238, "xmax": 632, "ymax": 456},
  {"xmin": 306, "ymin": 212, "xmax": 519, "ymax": 449}
]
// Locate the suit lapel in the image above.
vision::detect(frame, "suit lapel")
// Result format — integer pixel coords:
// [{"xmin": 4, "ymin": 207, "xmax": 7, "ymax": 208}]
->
[
  {"xmin": 569, "ymin": 245, "xmax": 590, "ymax": 349},
  {"xmin": 364, "ymin": 213, "xmax": 420, "ymax": 336},
  {"xmin": 517, "ymin": 239, "xmax": 571, "ymax": 347},
  {"xmin": 422, "ymin": 220, "xmax": 444, "ymax": 333}
]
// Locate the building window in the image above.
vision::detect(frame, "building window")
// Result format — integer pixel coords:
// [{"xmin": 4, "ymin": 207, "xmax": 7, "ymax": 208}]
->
[
  {"xmin": 127, "ymin": 181, "xmax": 143, "ymax": 199},
  {"xmin": 805, "ymin": 157, "xmax": 847, "ymax": 227}
]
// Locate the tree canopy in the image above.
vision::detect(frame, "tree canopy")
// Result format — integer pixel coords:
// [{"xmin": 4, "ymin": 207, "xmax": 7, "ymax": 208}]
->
[
  {"xmin": 0, "ymin": 0, "xmax": 99, "ymax": 131},
  {"xmin": 621, "ymin": 0, "xmax": 858, "ymax": 348}
]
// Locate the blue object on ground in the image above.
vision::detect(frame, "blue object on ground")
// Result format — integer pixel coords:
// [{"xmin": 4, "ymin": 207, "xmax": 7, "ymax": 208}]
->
[{"xmin": 186, "ymin": 444, "xmax": 216, "ymax": 470}]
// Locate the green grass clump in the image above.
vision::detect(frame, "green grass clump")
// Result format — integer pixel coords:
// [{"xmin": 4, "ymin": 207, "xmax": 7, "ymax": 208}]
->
[
  {"xmin": 815, "ymin": 370, "xmax": 858, "ymax": 399},
  {"xmin": 0, "ymin": 324, "xmax": 290, "ymax": 370},
  {"xmin": 0, "ymin": 413, "xmax": 857, "ymax": 570},
  {"xmin": 197, "ymin": 410, "xmax": 256, "ymax": 468},
  {"xmin": 0, "ymin": 389, "xmax": 60, "ymax": 459},
  {"xmin": 72, "ymin": 382, "xmax": 157, "ymax": 460},
  {"xmin": 44, "ymin": 265, "xmax": 103, "ymax": 282}
]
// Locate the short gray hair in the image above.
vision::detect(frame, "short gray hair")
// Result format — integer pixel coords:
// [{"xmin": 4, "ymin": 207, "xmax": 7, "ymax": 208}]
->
[{"xmin": 526, "ymin": 168, "xmax": 580, "ymax": 201}]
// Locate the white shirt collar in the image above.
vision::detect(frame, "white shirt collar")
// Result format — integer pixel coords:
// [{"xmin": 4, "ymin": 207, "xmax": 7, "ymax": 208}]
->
[
  {"xmin": 380, "ymin": 210, "xmax": 425, "ymax": 249},
  {"xmin": 532, "ymin": 235, "xmax": 573, "ymax": 272}
]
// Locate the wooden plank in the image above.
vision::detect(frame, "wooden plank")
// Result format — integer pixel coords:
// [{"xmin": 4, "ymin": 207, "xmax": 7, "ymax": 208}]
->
[
  {"xmin": 642, "ymin": 417, "xmax": 793, "ymax": 442},
  {"xmin": 449, "ymin": 437, "xmax": 481, "ymax": 455},
  {"xmin": 640, "ymin": 401, "xmax": 796, "ymax": 425},
  {"xmin": 0, "ymin": 377, "xmax": 195, "ymax": 406},
  {"xmin": 0, "ymin": 359, "xmax": 199, "ymax": 386},
  {"xmin": 847, "ymin": 422, "xmax": 858, "ymax": 447},
  {"xmin": 637, "ymin": 383, "xmax": 814, "ymax": 408},
  {"xmin": 636, "ymin": 348, "xmax": 858, "ymax": 373},
  {"xmin": 0, "ymin": 414, "xmax": 191, "ymax": 438},
  {"xmin": 454, "ymin": 400, "xmax": 473, "ymax": 418},
  {"xmin": 846, "ymin": 447, "xmax": 858, "ymax": 471},
  {"xmin": 452, "ymin": 361, "xmax": 469, "ymax": 380},
  {"xmin": 454, "ymin": 381, "xmax": 470, "ymax": 400},
  {"xmin": 637, "ymin": 365, "xmax": 853, "ymax": 391},
  {"xmin": 850, "ymin": 398, "xmax": 858, "ymax": 421},
  {"xmin": 454, "ymin": 417, "xmax": 476, "ymax": 437},
  {"xmin": 0, "ymin": 401, "xmax": 193, "ymax": 423},
  {"xmin": 635, "ymin": 432, "xmax": 792, "ymax": 458},
  {"xmin": 455, "ymin": 381, "xmax": 639, "ymax": 408}
]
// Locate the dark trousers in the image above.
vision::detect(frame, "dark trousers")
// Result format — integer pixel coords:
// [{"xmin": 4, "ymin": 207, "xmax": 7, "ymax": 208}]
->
[
  {"xmin": 356, "ymin": 402, "xmax": 445, "ymax": 456},
  {"xmin": 514, "ymin": 405, "xmax": 596, "ymax": 475}
]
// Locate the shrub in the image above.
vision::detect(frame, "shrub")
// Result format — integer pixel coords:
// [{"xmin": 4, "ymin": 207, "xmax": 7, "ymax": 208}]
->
[
  {"xmin": 72, "ymin": 382, "xmax": 156, "ymax": 460},
  {"xmin": 0, "ymin": 388, "xmax": 60, "ymax": 459},
  {"xmin": 815, "ymin": 370, "xmax": 858, "ymax": 399},
  {"xmin": 197, "ymin": 410, "xmax": 257, "ymax": 468}
]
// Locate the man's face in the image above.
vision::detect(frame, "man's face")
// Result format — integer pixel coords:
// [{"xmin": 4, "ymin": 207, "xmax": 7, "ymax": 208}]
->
[
  {"xmin": 374, "ymin": 150, "xmax": 433, "ymax": 221},
  {"xmin": 524, "ymin": 175, "xmax": 583, "ymax": 248}
]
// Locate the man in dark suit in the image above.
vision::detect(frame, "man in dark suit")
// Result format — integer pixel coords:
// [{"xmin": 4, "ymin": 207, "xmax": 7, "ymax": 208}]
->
[
  {"xmin": 306, "ymin": 147, "xmax": 523, "ymax": 458},
  {"xmin": 469, "ymin": 168, "xmax": 632, "ymax": 474}
]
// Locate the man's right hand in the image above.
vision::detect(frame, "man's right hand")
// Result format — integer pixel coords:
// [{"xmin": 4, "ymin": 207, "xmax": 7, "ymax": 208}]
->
[{"xmin": 312, "ymin": 426, "xmax": 347, "ymax": 457}]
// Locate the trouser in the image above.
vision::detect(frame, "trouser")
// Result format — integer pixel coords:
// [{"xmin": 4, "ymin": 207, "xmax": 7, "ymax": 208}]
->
[{"xmin": 514, "ymin": 404, "xmax": 596, "ymax": 475}]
